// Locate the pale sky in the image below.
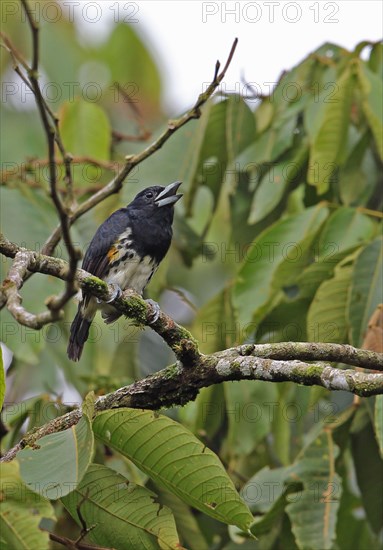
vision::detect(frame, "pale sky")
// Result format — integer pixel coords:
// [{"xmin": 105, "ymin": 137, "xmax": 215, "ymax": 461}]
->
[{"xmin": 71, "ymin": 0, "xmax": 383, "ymax": 112}]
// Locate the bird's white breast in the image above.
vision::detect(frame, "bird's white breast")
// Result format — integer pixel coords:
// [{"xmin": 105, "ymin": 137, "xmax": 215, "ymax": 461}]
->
[{"xmin": 105, "ymin": 250, "xmax": 157, "ymax": 294}]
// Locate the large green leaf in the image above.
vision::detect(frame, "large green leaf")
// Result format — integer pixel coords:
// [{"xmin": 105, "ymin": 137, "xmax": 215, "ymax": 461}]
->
[
  {"xmin": 62, "ymin": 464, "xmax": 180, "ymax": 550},
  {"xmin": 60, "ymin": 98, "xmax": 111, "ymax": 160},
  {"xmin": 0, "ymin": 461, "xmax": 55, "ymax": 550},
  {"xmin": 307, "ymin": 253, "xmax": 355, "ymax": 343},
  {"xmin": 347, "ymin": 237, "xmax": 383, "ymax": 347},
  {"xmin": 308, "ymin": 65, "xmax": 355, "ymax": 193},
  {"xmin": 356, "ymin": 61, "xmax": 383, "ymax": 160},
  {"xmin": 92, "ymin": 409, "xmax": 253, "ymax": 530},
  {"xmin": 233, "ymin": 205, "xmax": 328, "ymax": 328},
  {"xmin": 18, "ymin": 412, "xmax": 94, "ymax": 499}
]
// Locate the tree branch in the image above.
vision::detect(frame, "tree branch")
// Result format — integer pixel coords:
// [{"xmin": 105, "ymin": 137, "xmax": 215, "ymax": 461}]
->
[
  {"xmin": 1, "ymin": 346, "xmax": 382, "ymax": 463},
  {"xmin": 1, "ymin": 234, "xmax": 382, "ymax": 368},
  {"xmin": 238, "ymin": 342, "xmax": 383, "ymax": 371},
  {"xmin": 1, "ymin": 233, "xmax": 383, "ymax": 367}
]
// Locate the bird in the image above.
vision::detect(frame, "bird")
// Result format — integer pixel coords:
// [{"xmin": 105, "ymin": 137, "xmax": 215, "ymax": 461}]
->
[{"xmin": 67, "ymin": 181, "xmax": 182, "ymax": 361}]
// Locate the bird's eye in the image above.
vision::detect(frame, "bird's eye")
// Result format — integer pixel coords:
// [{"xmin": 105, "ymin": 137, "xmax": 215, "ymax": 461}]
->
[{"xmin": 145, "ymin": 192, "xmax": 153, "ymax": 199}]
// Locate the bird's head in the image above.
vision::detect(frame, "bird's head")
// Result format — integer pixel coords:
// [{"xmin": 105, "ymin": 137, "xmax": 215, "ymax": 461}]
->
[{"xmin": 130, "ymin": 181, "xmax": 182, "ymax": 215}]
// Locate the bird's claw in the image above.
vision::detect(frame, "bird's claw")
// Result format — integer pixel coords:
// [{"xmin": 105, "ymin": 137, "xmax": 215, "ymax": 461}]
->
[
  {"xmin": 105, "ymin": 283, "xmax": 123, "ymax": 304},
  {"xmin": 146, "ymin": 299, "xmax": 161, "ymax": 323}
]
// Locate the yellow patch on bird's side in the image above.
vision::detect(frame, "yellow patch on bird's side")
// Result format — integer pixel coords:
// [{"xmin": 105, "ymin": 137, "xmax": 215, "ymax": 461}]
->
[{"xmin": 107, "ymin": 246, "xmax": 118, "ymax": 260}]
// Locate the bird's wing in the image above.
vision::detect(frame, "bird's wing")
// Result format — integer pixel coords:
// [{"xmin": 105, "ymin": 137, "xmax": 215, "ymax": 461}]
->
[{"xmin": 82, "ymin": 209, "xmax": 129, "ymax": 279}]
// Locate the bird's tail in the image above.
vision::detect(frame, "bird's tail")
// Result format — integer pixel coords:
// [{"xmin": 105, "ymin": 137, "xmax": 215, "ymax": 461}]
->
[{"xmin": 67, "ymin": 300, "xmax": 96, "ymax": 361}]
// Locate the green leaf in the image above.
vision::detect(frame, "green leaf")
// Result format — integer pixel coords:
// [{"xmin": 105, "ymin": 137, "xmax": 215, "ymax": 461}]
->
[
  {"xmin": 255, "ymin": 99, "xmax": 273, "ymax": 134},
  {"xmin": 0, "ymin": 346, "xmax": 5, "ymax": 410},
  {"xmin": 224, "ymin": 381, "xmax": 278, "ymax": 457},
  {"xmin": 374, "ymin": 395, "xmax": 383, "ymax": 459},
  {"xmin": 347, "ymin": 237, "xmax": 383, "ymax": 347},
  {"xmin": 271, "ymin": 392, "xmax": 292, "ymax": 466},
  {"xmin": 101, "ymin": 22, "xmax": 162, "ymax": 111},
  {"xmin": 286, "ymin": 431, "xmax": 342, "ymax": 550},
  {"xmin": 243, "ymin": 423, "xmax": 344, "ymax": 545},
  {"xmin": 92, "ymin": 409, "xmax": 253, "ymax": 530},
  {"xmin": 185, "ymin": 100, "xmax": 228, "ymax": 216},
  {"xmin": 297, "ymin": 206, "xmax": 375, "ymax": 299},
  {"xmin": 356, "ymin": 61, "xmax": 383, "ymax": 160},
  {"xmin": 250, "ymin": 484, "xmax": 300, "ymax": 537},
  {"xmin": 307, "ymin": 253, "xmax": 354, "ymax": 343},
  {"xmin": 368, "ymin": 42, "xmax": 383, "ymax": 75},
  {"xmin": 191, "ymin": 287, "xmax": 236, "ymax": 355},
  {"xmin": 151, "ymin": 484, "xmax": 209, "ymax": 550},
  {"xmin": 338, "ymin": 130, "xmax": 378, "ymax": 206},
  {"xmin": 336, "ymin": 456, "xmax": 381, "ymax": 550},
  {"xmin": 233, "ymin": 205, "xmax": 328, "ymax": 329},
  {"xmin": 178, "ymin": 385, "xmax": 225, "ymax": 441},
  {"xmin": 237, "ymin": 115, "xmax": 296, "ymax": 167},
  {"xmin": 18, "ymin": 413, "xmax": 94, "ymax": 499},
  {"xmin": 0, "ymin": 461, "xmax": 55, "ymax": 550},
  {"xmin": 351, "ymin": 414, "xmax": 383, "ymax": 534},
  {"xmin": 308, "ymin": 65, "xmax": 355, "ymax": 193},
  {"xmin": 60, "ymin": 98, "xmax": 111, "ymax": 160},
  {"xmin": 226, "ymin": 96, "xmax": 256, "ymax": 165},
  {"xmin": 242, "ymin": 465, "xmax": 302, "ymax": 537},
  {"xmin": 317, "ymin": 207, "xmax": 375, "ymax": 258},
  {"xmin": 62, "ymin": 463, "xmax": 180, "ymax": 550},
  {"xmin": 248, "ymin": 141, "xmax": 309, "ymax": 224}
]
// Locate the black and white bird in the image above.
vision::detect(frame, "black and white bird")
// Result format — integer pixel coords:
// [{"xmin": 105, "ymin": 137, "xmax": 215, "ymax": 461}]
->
[{"xmin": 67, "ymin": 181, "xmax": 182, "ymax": 361}]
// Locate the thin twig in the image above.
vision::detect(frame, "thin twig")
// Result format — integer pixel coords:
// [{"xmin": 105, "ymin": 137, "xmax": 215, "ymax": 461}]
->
[
  {"xmin": 0, "ymin": 31, "xmax": 30, "ymax": 71},
  {"xmin": 0, "ymin": 34, "xmax": 33, "ymax": 90},
  {"xmin": 19, "ymin": 0, "xmax": 80, "ymax": 309},
  {"xmin": 111, "ymin": 129, "xmax": 152, "ymax": 143}
]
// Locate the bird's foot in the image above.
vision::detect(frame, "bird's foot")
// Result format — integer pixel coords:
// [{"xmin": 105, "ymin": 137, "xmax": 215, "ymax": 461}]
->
[
  {"xmin": 105, "ymin": 283, "xmax": 123, "ymax": 304},
  {"xmin": 146, "ymin": 299, "xmax": 161, "ymax": 324}
]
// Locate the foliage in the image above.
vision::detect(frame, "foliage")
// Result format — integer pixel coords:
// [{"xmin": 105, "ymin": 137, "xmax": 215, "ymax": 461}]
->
[{"xmin": 1, "ymin": 7, "xmax": 382, "ymax": 550}]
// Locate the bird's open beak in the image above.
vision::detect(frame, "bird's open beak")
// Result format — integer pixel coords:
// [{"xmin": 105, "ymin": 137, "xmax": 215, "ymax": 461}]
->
[{"xmin": 155, "ymin": 181, "xmax": 182, "ymax": 208}]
